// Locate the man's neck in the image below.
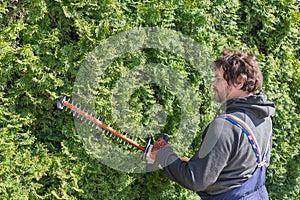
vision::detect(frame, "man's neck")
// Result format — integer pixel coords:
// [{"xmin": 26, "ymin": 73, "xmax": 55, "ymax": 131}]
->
[{"xmin": 222, "ymin": 87, "xmax": 252, "ymax": 104}]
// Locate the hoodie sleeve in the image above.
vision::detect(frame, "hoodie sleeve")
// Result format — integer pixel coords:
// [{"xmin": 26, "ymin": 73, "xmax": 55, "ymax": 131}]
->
[{"xmin": 155, "ymin": 118, "xmax": 237, "ymax": 192}]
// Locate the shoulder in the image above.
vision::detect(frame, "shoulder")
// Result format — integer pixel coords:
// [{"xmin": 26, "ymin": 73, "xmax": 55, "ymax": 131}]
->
[
  {"xmin": 199, "ymin": 117, "xmax": 242, "ymax": 158},
  {"xmin": 207, "ymin": 116, "xmax": 243, "ymax": 139}
]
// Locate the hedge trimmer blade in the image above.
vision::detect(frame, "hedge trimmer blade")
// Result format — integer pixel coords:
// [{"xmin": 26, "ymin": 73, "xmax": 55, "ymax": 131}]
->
[{"xmin": 57, "ymin": 96, "xmax": 152, "ymax": 155}]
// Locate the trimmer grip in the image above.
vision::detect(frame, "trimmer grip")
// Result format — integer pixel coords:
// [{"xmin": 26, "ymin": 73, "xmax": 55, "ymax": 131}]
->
[
  {"xmin": 142, "ymin": 134, "xmax": 168, "ymax": 160},
  {"xmin": 163, "ymin": 133, "xmax": 169, "ymax": 142}
]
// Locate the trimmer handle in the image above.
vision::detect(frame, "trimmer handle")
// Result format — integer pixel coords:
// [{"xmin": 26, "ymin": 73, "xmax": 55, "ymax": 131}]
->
[
  {"xmin": 142, "ymin": 133, "xmax": 169, "ymax": 160},
  {"xmin": 162, "ymin": 133, "xmax": 169, "ymax": 142}
]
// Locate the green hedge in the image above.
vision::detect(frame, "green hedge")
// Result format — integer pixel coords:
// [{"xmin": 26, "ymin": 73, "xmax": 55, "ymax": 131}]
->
[{"xmin": 0, "ymin": 0, "xmax": 299, "ymax": 199}]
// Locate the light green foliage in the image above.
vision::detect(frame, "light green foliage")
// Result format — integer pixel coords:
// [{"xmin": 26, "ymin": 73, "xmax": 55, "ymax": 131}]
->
[{"xmin": 0, "ymin": 0, "xmax": 299, "ymax": 199}]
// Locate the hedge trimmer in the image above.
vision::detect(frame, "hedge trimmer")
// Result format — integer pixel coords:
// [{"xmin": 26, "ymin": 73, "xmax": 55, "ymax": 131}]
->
[{"xmin": 56, "ymin": 96, "xmax": 168, "ymax": 159}]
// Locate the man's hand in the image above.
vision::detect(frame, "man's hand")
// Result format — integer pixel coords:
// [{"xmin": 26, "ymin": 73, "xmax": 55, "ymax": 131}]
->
[
  {"xmin": 149, "ymin": 137, "xmax": 170, "ymax": 160},
  {"xmin": 145, "ymin": 134, "xmax": 170, "ymax": 164},
  {"xmin": 180, "ymin": 157, "xmax": 190, "ymax": 162}
]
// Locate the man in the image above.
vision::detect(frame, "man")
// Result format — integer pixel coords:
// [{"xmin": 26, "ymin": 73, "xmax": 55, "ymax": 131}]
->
[{"xmin": 148, "ymin": 50, "xmax": 276, "ymax": 199}]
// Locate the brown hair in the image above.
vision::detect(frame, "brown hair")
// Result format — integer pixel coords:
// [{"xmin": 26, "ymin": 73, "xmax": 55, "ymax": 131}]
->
[{"xmin": 214, "ymin": 49, "xmax": 263, "ymax": 93}]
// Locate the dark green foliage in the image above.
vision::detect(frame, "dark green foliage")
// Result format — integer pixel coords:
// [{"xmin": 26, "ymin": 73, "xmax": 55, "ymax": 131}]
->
[{"xmin": 0, "ymin": 0, "xmax": 299, "ymax": 199}]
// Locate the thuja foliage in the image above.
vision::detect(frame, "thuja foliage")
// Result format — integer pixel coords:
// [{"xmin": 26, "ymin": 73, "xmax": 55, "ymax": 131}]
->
[{"xmin": 0, "ymin": 0, "xmax": 299, "ymax": 199}]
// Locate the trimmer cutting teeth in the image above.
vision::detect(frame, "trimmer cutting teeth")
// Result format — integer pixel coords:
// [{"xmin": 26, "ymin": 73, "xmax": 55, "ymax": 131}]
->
[{"xmin": 56, "ymin": 96, "xmax": 162, "ymax": 159}]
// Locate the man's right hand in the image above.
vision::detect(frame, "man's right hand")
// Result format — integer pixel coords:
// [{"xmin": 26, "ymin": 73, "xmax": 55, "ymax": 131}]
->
[{"xmin": 180, "ymin": 157, "xmax": 190, "ymax": 162}]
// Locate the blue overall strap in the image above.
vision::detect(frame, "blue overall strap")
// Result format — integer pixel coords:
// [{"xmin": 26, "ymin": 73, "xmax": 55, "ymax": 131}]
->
[{"xmin": 217, "ymin": 114, "xmax": 263, "ymax": 165}]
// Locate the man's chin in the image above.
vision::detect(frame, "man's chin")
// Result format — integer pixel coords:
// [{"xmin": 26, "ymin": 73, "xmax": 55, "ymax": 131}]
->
[
  {"xmin": 215, "ymin": 99, "xmax": 222, "ymax": 103},
  {"xmin": 213, "ymin": 94, "xmax": 220, "ymax": 102},
  {"xmin": 214, "ymin": 94, "xmax": 225, "ymax": 103}
]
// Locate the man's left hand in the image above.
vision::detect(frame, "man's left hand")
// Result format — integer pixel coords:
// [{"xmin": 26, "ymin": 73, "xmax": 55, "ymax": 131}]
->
[{"xmin": 149, "ymin": 137, "xmax": 170, "ymax": 160}]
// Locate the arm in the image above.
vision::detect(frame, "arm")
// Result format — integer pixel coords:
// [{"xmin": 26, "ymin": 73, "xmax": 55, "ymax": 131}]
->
[{"xmin": 155, "ymin": 118, "xmax": 235, "ymax": 192}]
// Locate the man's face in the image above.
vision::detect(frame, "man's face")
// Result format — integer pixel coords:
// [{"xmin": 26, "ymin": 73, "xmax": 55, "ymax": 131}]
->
[{"xmin": 211, "ymin": 68, "xmax": 231, "ymax": 103}]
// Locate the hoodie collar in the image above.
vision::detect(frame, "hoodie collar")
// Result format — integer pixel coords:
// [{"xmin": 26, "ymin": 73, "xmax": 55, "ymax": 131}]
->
[{"xmin": 218, "ymin": 93, "xmax": 275, "ymax": 119}]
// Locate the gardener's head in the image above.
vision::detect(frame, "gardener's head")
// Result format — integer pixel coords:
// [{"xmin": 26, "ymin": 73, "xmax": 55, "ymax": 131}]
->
[{"xmin": 212, "ymin": 49, "xmax": 263, "ymax": 103}]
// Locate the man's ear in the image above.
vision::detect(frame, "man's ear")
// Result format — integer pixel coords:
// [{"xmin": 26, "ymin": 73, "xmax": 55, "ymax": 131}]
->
[{"xmin": 235, "ymin": 75, "xmax": 246, "ymax": 89}]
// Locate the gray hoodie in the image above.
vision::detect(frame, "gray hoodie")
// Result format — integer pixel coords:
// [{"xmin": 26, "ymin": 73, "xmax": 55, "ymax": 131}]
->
[{"xmin": 156, "ymin": 93, "xmax": 275, "ymax": 195}]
